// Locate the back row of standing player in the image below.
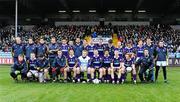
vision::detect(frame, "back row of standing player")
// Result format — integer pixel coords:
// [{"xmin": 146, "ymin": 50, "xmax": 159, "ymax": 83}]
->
[{"xmin": 10, "ymin": 37, "xmax": 168, "ymax": 83}]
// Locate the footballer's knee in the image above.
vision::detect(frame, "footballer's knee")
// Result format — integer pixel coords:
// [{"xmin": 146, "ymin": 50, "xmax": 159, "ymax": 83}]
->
[{"xmin": 27, "ymin": 72, "xmax": 32, "ymax": 77}]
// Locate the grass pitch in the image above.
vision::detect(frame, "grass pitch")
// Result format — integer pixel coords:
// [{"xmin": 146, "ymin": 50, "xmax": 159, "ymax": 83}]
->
[{"xmin": 0, "ymin": 65, "xmax": 180, "ymax": 102}]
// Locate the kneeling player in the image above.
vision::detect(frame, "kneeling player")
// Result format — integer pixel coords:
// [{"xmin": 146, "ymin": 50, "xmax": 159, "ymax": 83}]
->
[
  {"xmin": 27, "ymin": 53, "xmax": 38, "ymax": 81},
  {"xmin": 90, "ymin": 49, "xmax": 102, "ymax": 82},
  {"xmin": 136, "ymin": 49, "xmax": 154, "ymax": 83},
  {"xmin": 121, "ymin": 53, "xmax": 136, "ymax": 84},
  {"xmin": 52, "ymin": 50, "xmax": 67, "ymax": 82},
  {"xmin": 10, "ymin": 54, "xmax": 28, "ymax": 82},
  {"xmin": 110, "ymin": 50, "xmax": 124, "ymax": 84},
  {"xmin": 36, "ymin": 54, "xmax": 49, "ymax": 83},
  {"xmin": 76, "ymin": 50, "xmax": 91, "ymax": 82},
  {"xmin": 102, "ymin": 50, "xmax": 112, "ymax": 83},
  {"xmin": 64, "ymin": 49, "xmax": 77, "ymax": 82}
]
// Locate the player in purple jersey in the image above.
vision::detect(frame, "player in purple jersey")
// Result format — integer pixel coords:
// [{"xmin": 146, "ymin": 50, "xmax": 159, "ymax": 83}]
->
[
  {"xmin": 96, "ymin": 39, "xmax": 105, "ymax": 57},
  {"xmin": 90, "ymin": 49, "xmax": 103, "ymax": 82},
  {"xmin": 135, "ymin": 40, "xmax": 145, "ymax": 61},
  {"xmin": 110, "ymin": 50, "xmax": 124, "ymax": 84},
  {"xmin": 86, "ymin": 40, "xmax": 96, "ymax": 58},
  {"xmin": 116, "ymin": 42, "xmax": 124, "ymax": 58},
  {"xmin": 123, "ymin": 41, "xmax": 135, "ymax": 57},
  {"xmin": 64, "ymin": 49, "xmax": 77, "ymax": 82},
  {"xmin": 68, "ymin": 40, "xmax": 74, "ymax": 50},
  {"xmin": 102, "ymin": 50, "xmax": 112, "ymax": 83},
  {"xmin": 60, "ymin": 38, "xmax": 69, "ymax": 57},
  {"xmin": 82, "ymin": 39, "xmax": 89, "ymax": 50},
  {"xmin": 121, "ymin": 53, "xmax": 136, "ymax": 84}
]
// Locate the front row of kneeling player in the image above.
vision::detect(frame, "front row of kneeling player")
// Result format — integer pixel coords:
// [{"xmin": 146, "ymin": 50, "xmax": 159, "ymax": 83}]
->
[{"xmin": 10, "ymin": 49, "xmax": 154, "ymax": 84}]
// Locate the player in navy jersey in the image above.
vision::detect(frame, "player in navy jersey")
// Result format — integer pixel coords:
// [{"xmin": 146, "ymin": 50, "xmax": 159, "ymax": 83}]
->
[
  {"xmin": 110, "ymin": 50, "xmax": 124, "ymax": 84},
  {"xmin": 96, "ymin": 39, "xmax": 105, "ymax": 57},
  {"xmin": 52, "ymin": 50, "xmax": 67, "ymax": 82},
  {"xmin": 121, "ymin": 53, "xmax": 136, "ymax": 84},
  {"xmin": 36, "ymin": 54, "xmax": 49, "ymax": 83},
  {"xmin": 27, "ymin": 53, "xmax": 38, "ymax": 81},
  {"xmin": 10, "ymin": 54, "xmax": 28, "ymax": 82},
  {"xmin": 86, "ymin": 40, "xmax": 96, "ymax": 58},
  {"xmin": 145, "ymin": 38, "xmax": 156, "ymax": 82},
  {"xmin": 74, "ymin": 38, "xmax": 83, "ymax": 58},
  {"xmin": 102, "ymin": 50, "xmax": 112, "ymax": 83},
  {"xmin": 123, "ymin": 41, "xmax": 135, "ymax": 57},
  {"xmin": 60, "ymin": 38, "xmax": 69, "ymax": 57},
  {"xmin": 105, "ymin": 39, "xmax": 115, "ymax": 56},
  {"xmin": 68, "ymin": 40, "xmax": 74, "ymax": 50},
  {"xmin": 12, "ymin": 37, "xmax": 25, "ymax": 63},
  {"xmin": 36, "ymin": 38, "xmax": 48, "ymax": 58},
  {"xmin": 90, "ymin": 49, "xmax": 102, "ymax": 82},
  {"xmin": 135, "ymin": 40, "xmax": 145, "ymax": 61},
  {"xmin": 64, "ymin": 49, "xmax": 77, "ymax": 82},
  {"xmin": 82, "ymin": 39, "xmax": 89, "ymax": 51},
  {"xmin": 25, "ymin": 38, "xmax": 36, "ymax": 61},
  {"xmin": 48, "ymin": 37, "xmax": 59, "ymax": 79},
  {"xmin": 116, "ymin": 42, "xmax": 124, "ymax": 58},
  {"xmin": 155, "ymin": 41, "xmax": 168, "ymax": 83}
]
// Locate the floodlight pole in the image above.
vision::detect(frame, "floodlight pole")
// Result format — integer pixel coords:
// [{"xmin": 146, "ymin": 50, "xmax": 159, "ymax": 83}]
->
[{"xmin": 15, "ymin": 0, "xmax": 18, "ymax": 37}]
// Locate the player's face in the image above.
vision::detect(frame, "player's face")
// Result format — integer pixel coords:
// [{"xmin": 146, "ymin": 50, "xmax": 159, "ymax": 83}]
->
[
  {"xmin": 51, "ymin": 38, "xmax": 56, "ymax": 44},
  {"xmin": 40, "ymin": 39, "xmax": 44, "ymax": 44},
  {"xmin": 69, "ymin": 50, "xmax": 74, "ymax": 56},
  {"xmin": 144, "ymin": 50, "xmax": 149, "ymax": 56},
  {"xmin": 93, "ymin": 50, "xmax": 99, "ymax": 56},
  {"xmin": 82, "ymin": 51, "xmax": 87, "ymax": 57},
  {"xmin": 16, "ymin": 37, "xmax": 21, "ymax": 44},
  {"xmin": 125, "ymin": 54, "xmax": 130, "ymax": 60},
  {"xmin": 114, "ymin": 50, "xmax": 119, "ymax": 56},
  {"xmin": 146, "ymin": 39, "xmax": 151, "ymax": 45},
  {"xmin": 57, "ymin": 51, "xmax": 62, "ymax": 56},
  {"xmin": 104, "ymin": 51, "xmax": 109, "ymax": 56},
  {"xmin": 83, "ymin": 40, "xmax": 87, "ymax": 45},
  {"xmin": 18, "ymin": 56, "xmax": 24, "ymax": 62},
  {"xmin": 118, "ymin": 42, "xmax": 122, "ymax": 47},
  {"xmin": 99, "ymin": 40, "xmax": 103, "ymax": 45},
  {"xmin": 29, "ymin": 39, "xmax": 33, "ymax": 44},
  {"xmin": 30, "ymin": 53, "xmax": 36, "ymax": 59},
  {"xmin": 76, "ymin": 38, "xmax": 80, "ymax": 44},
  {"xmin": 159, "ymin": 42, "xmax": 164, "ymax": 47},
  {"xmin": 62, "ymin": 40, "xmax": 67, "ymax": 45},
  {"xmin": 68, "ymin": 41, "xmax": 74, "ymax": 46},
  {"xmin": 138, "ymin": 40, "xmax": 143, "ymax": 46}
]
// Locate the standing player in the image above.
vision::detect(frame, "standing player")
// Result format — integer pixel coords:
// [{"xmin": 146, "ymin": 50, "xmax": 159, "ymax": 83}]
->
[
  {"xmin": 96, "ymin": 39, "xmax": 104, "ymax": 57},
  {"xmin": 137, "ymin": 49, "xmax": 154, "ymax": 83},
  {"xmin": 10, "ymin": 54, "xmax": 27, "ymax": 82},
  {"xmin": 74, "ymin": 38, "xmax": 83, "ymax": 58},
  {"xmin": 102, "ymin": 50, "xmax": 112, "ymax": 83},
  {"xmin": 90, "ymin": 49, "xmax": 102, "ymax": 82},
  {"xmin": 48, "ymin": 37, "xmax": 59, "ymax": 79},
  {"xmin": 76, "ymin": 50, "xmax": 91, "ymax": 82},
  {"xmin": 105, "ymin": 39, "xmax": 115, "ymax": 57},
  {"xmin": 60, "ymin": 38, "xmax": 69, "ymax": 57},
  {"xmin": 25, "ymin": 38, "xmax": 36, "ymax": 61},
  {"xmin": 135, "ymin": 40, "xmax": 145, "ymax": 61},
  {"xmin": 155, "ymin": 41, "xmax": 168, "ymax": 83},
  {"xmin": 52, "ymin": 50, "xmax": 67, "ymax": 82},
  {"xmin": 121, "ymin": 53, "xmax": 136, "ymax": 84},
  {"xmin": 144, "ymin": 38, "xmax": 156, "ymax": 82},
  {"xmin": 12, "ymin": 37, "xmax": 25, "ymax": 63},
  {"xmin": 27, "ymin": 53, "xmax": 38, "ymax": 81},
  {"xmin": 36, "ymin": 54, "xmax": 49, "ymax": 83},
  {"xmin": 116, "ymin": 42, "xmax": 124, "ymax": 58},
  {"xmin": 64, "ymin": 49, "xmax": 77, "ymax": 82},
  {"xmin": 110, "ymin": 50, "xmax": 124, "ymax": 84},
  {"xmin": 36, "ymin": 38, "xmax": 48, "ymax": 57},
  {"xmin": 86, "ymin": 40, "xmax": 96, "ymax": 58}
]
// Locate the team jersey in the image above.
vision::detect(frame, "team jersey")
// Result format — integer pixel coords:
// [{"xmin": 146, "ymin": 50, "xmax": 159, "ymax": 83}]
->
[
  {"xmin": 25, "ymin": 43, "xmax": 36, "ymax": 59},
  {"xmin": 86, "ymin": 45, "xmax": 96, "ymax": 58},
  {"xmin": 123, "ymin": 46, "xmax": 135, "ymax": 54},
  {"xmin": 29, "ymin": 59, "xmax": 37, "ymax": 70},
  {"xmin": 78, "ymin": 56, "xmax": 91, "ymax": 69},
  {"xmin": 144, "ymin": 44, "xmax": 156, "ymax": 57},
  {"xmin": 105, "ymin": 45, "xmax": 115, "ymax": 56},
  {"xmin": 112, "ymin": 56, "xmax": 123, "ymax": 67},
  {"xmin": 156, "ymin": 47, "xmax": 167, "ymax": 61},
  {"xmin": 115, "ymin": 47, "xmax": 124, "ymax": 58},
  {"xmin": 36, "ymin": 43, "xmax": 47, "ymax": 57},
  {"xmin": 36, "ymin": 58, "xmax": 49, "ymax": 68},
  {"xmin": 53, "ymin": 55, "xmax": 66, "ymax": 67},
  {"xmin": 136, "ymin": 45, "xmax": 145, "ymax": 58},
  {"xmin": 60, "ymin": 44, "xmax": 69, "ymax": 57},
  {"xmin": 48, "ymin": 43, "xmax": 59, "ymax": 58},
  {"xmin": 102, "ymin": 55, "xmax": 112, "ymax": 68},
  {"xmin": 91, "ymin": 55, "xmax": 102, "ymax": 68},
  {"xmin": 67, "ymin": 55, "xmax": 77, "ymax": 68},
  {"xmin": 12, "ymin": 43, "xmax": 24, "ymax": 58},
  {"xmin": 96, "ymin": 44, "xmax": 104, "ymax": 57},
  {"xmin": 136, "ymin": 55, "xmax": 154, "ymax": 68},
  {"xmin": 124, "ymin": 58, "xmax": 134, "ymax": 68}
]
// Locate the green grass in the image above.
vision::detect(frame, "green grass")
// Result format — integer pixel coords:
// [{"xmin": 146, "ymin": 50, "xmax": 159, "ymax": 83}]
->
[{"xmin": 0, "ymin": 65, "xmax": 180, "ymax": 102}]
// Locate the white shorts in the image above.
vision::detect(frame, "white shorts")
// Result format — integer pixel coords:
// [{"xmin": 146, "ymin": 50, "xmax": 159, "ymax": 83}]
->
[
  {"xmin": 29, "ymin": 70, "xmax": 38, "ymax": 75},
  {"xmin": 156, "ymin": 61, "xmax": 167, "ymax": 67},
  {"xmin": 80, "ymin": 67, "xmax": 88, "ymax": 72}
]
